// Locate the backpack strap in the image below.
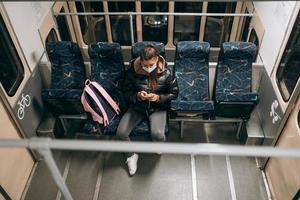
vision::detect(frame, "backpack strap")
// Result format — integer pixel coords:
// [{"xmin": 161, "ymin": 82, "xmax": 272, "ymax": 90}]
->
[
  {"xmin": 90, "ymin": 81, "xmax": 120, "ymax": 114},
  {"xmin": 84, "ymin": 84, "xmax": 109, "ymax": 126},
  {"xmin": 81, "ymin": 94, "xmax": 104, "ymax": 124}
]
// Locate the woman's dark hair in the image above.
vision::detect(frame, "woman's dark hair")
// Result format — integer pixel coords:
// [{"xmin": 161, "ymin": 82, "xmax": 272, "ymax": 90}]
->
[
  {"xmin": 140, "ymin": 44, "xmax": 160, "ymax": 90},
  {"xmin": 140, "ymin": 44, "xmax": 159, "ymax": 61}
]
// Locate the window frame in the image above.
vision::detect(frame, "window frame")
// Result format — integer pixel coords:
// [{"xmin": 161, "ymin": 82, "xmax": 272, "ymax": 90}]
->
[
  {"xmin": 275, "ymin": 9, "xmax": 300, "ymax": 102},
  {"xmin": 0, "ymin": 3, "xmax": 30, "ymax": 105},
  {"xmin": 0, "ymin": 13, "xmax": 24, "ymax": 96}
]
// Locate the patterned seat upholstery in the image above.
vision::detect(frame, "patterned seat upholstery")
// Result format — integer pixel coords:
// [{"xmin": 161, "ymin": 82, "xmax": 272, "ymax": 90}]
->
[
  {"xmin": 171, "ymin": 41, "xmax": 214, "ymax": 114},
  {"xmin": 214, "ymin": 42, "xmax": 258, "ymax": 119},
  {"xmin": 83, "ymin": 42, "xmax": 159, "ymax": 136},
  {"xmin": 131, "ymin": 41, "xmax": 165, "ymax": 59},
  {"xmin": 42, "ymin": 41, "xmax": 86, "ymax": 114}
]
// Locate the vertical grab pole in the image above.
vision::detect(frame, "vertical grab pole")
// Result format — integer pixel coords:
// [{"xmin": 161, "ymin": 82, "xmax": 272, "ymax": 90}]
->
[
  {"xmin": 37, "ymin": 146, "xmax": 73, "ymax": 200},
  {"xmin": 180, "ymin": 120, "xmax": 184, "ymax": 139},
  {"xmin": 236, "ymin": 120, "xmax": 244, "ymax": 141},
  {"xmin": 246, "ymin": 16, "xmax": 253, "ymax": 42},
  {"xmin": 129, "ymin": 12, "xmax": 134, "ymax": 45}
]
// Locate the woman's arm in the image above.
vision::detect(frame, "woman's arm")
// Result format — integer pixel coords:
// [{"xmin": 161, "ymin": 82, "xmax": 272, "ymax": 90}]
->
[
  {"xmin": 158, "ymin": 69, "xmax": 179, "ymax": 104},
  {"xmin": 122, "ymin": 68, "xmax": 138, "ymax": 105}
]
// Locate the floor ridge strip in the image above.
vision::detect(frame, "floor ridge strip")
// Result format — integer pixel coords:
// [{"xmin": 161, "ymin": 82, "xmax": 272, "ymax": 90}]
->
[
  {"xmin": 56, "ymin": 152, "xmax": 72, "ymax": 200},
  {"xmin": 93, "ymin": 153, "xmax": 105, "ymax": 200},
  {"xmin": 191, "ymin": 154, "xmax": 198, "ymax": 200},
  {"xmin": 226, "ymin": 155, "xmax": 237, "ymax": 200}
]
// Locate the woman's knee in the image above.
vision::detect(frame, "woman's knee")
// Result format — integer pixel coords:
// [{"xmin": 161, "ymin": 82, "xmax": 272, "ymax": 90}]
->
[
  {"xmin": 116, "ymin": 126, "xmax": 130, "ymax": 140},
  {"xmin": 151, "ymin": 130, "xmax": 166, "ymax": 142}
]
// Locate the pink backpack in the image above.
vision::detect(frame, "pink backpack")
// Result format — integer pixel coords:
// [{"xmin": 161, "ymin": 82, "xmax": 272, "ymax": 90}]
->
[{"xmin": 81, "ymin": 80, "xmax": 120, "ymax": 126}]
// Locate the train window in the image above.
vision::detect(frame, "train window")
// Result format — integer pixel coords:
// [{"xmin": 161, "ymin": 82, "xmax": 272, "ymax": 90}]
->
[
  {"xmin": 75, "ymin": 2, "xmax": 86, "ymax": 36},
  {"xmin": 276, "ymin": 11, "xmax": 300, "ymax": 101},
  {"xmin": 56, "ymin": 7, "xmax": 72, "ymax": 41},
  {"xmin": 46, "ymin": 28, "xmax": 58, "ymax": 44},
  {"xmin": 298, "ymin": 110, "xmax": 300, "ymax": 129},
  {"xmin": 240, "ymin": 9, "xmax": 251, "ymax": 42},
  {"xmin": 108, "ymin": 2, "xmax": 137, "ymax": 45},
  {"xmin": 173, "ymin": 2, "xmax": 202, "ymax": 45},
  {"xmin": 142, "ymin": 2, "xmax": 168, "ymax": 44},
  {"xmin": 75, "ymin": 1, "xmax": 107, "ymax": 44},
  {"xmin": 0, "ymin": 14, "xmax": 24, "ymax": 96},
  {"xmin": 249, "ymin": 29, "xmax": 259, "ymax": 48},
  {"xmin": 204, "ymin": 2, "xmax": 236, "ymax": 47}
]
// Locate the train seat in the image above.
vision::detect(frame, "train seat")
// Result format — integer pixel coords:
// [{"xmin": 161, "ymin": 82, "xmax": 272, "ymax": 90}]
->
[
  {"xmin": 131, "ymin": 41, "xmax": 166, "ymax": 59},
  {"xmin": 83, "ymin": 42, "xmax": 162, "ymax": 136},
  {"xmin": 41, "ymin": 41, "xmax": 86, "ymax": 114},
  {"xmin": 171, "ymin": 41, "xmax": 214, "ymax": 117},
  {"xmin": 213, "ymin": 42, "xmax": 258, "ymax": 119}
]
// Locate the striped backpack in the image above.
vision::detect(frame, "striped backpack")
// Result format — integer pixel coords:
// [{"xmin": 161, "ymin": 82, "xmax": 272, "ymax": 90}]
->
[{"xmin": 81, "ymin": 79, "xmax": 120, "ymax": 126}]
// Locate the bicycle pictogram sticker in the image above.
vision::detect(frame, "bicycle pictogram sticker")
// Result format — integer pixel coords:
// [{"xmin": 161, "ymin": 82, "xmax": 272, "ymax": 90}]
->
[{"xmin": 17, "ymin": 93, "xmax": 31, "ymax": 120}]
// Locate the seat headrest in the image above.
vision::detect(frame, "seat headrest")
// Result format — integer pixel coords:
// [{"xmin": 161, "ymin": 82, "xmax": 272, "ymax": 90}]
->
[
  {"xmin": 88, "ymin": 42, "xmax": 122, "ymax": 58},
  {"xmin": 131, "ymin": 41, "xmax": 165, "ymax": 59},
  {"xmin": 46, "ymin": 41, "xmax": 81, "ymax": 57},
  {"xmin": 176, "ymin": 41, "xmax": 210, "ymax": 60},
  {"xmin": 220, "ymin": 42, "xmax": 257, "ymax": 62}
]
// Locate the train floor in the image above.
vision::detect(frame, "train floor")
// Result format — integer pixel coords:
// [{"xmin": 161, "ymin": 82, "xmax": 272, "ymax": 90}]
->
[{"xmin": 24, "ymin": 122, "xmax": 269, "ymax": 200}]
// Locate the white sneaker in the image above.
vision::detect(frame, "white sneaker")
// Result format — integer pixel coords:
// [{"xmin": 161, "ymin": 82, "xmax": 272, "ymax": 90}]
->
[{"xmin": 126, "ymin": 153, "xmax": 139, "ymax": 176}]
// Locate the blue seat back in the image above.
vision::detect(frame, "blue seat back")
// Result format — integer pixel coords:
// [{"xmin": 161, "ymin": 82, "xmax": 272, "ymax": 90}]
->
[
  {"xmin": 88, "ymin": 42, "xmax": 127, "ymax": 112},
  {"xmin": 215, "ymin": 42, "xmax": 257, "ymax": 97},
  {"xmin": 42, "ymin": 41, "xmax": 85, "ymax": 114},
  {"xmin": 175, "ymin": 41, "xmax": 210, "ymax": 102},
  {"xmin": 131, "ymin": 41, "xmax": 165, "ymax": 59},
  {"xmin": 46, "ymin": 41, "xmax": 85, "ymax": 89}
]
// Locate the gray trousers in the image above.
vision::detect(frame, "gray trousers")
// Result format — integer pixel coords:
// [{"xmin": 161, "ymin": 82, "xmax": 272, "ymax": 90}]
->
[{"xmin": 116, "ymin": 108, "xmax": 167, "ymax": 157}]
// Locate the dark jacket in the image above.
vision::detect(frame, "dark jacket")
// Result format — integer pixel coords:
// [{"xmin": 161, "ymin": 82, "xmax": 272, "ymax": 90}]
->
[{"xmin": 123, "ymin": 55, "xmax": 178, "ymax": 113}]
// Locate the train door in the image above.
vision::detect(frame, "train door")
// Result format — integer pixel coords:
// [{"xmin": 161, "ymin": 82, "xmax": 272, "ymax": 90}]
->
[
  {"xmin": 264, "ymin": 3, "xmax": 300, "ymax": 199},
  {"xmin": 265, "ymin": 96, "xmax": 300, "ymax": 199},
  {"xmin": 0, "ymin": 4, "xmax": 34, "ymax": 200},
  {"xmin": 0, "ymin": 100, "xmax": 34, "ymax": 200}
]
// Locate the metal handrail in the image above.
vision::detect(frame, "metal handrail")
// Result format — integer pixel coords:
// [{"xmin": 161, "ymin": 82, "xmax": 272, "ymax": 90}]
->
[
  {"xmin": 53, "ymin": 12, "xmax": 254, "ymax": 17},
  {"xmin": 1, "ymin": 138, "xmax": 300, "ymax": 158}
]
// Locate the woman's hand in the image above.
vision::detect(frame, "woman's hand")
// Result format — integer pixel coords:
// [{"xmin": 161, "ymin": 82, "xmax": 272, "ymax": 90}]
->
[
  {"xmin": 147, "ymin": 93, "xmax": 160, "ymax": 102},
  {"xmin": 137, "ymin": 91, "xmax": 149, "ymax": 101},
  {"xmin": 137, "ymin": 91, "xmax": 159, "ymax": 102}
]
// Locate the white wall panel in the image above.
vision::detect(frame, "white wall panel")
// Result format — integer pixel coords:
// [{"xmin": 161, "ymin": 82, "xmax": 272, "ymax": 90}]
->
[
  {"xmin": 253, "ymin": 1, "xmax": 296, "ymax": 76},
  {"xmin": 3, "ymin": 2, "xmax": 53, "ymax": 71}
]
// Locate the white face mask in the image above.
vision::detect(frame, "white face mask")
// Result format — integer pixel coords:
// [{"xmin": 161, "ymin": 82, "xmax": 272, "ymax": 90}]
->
[{"xmin": 142, "ymin": 63, "xmax": 157, "ymax": 74}]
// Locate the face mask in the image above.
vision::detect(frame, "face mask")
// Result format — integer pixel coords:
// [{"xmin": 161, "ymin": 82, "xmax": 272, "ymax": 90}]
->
[{"xmin": 142, "ymin": 63, "xmax": 157, "ymax": 74}]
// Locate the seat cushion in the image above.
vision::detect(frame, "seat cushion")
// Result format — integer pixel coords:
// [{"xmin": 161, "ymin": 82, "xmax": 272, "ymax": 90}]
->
[
  {"xmin": 171, "ymin": 100, "xmax": 214, "ymax": 112},
  {"xmin": 42, "ymin": 89, "xmax": 82, "ymax": 99},
  {"xmin": 82, "ymin": 113, "xmax": 169, "ymax": 136},
  {"xmin": 215, "ymin": 92, "xmax": 258, "ymax": 102},
  {"xmin": 42, "ymin": 89, "xmax": 84, "ymax": 114}
]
